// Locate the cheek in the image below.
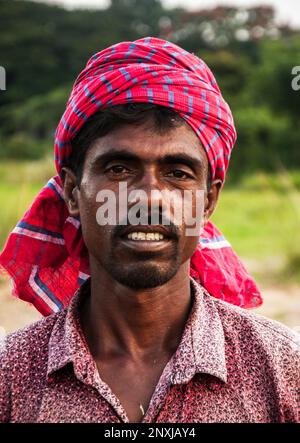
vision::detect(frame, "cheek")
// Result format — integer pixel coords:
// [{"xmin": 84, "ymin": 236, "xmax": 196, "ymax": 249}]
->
[
  {"xmin": 78, "ymin": 192, "xmax": 97, "ymax": 231},
  {"xmin": 178, "ymin": 190, "xmax": 204, "ymax": 260},
  {"xmin": 77, "ymin": 183, "xmax": 113, "ymax": 251}
]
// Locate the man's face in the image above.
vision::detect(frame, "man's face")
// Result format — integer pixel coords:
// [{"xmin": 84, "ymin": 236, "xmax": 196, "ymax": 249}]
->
[{"xmin": 63, "ymin": 118, "xmax": 220, "ymax": 289}]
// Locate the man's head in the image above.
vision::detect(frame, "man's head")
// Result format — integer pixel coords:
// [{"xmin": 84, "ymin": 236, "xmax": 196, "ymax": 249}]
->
[{"xmin": 61, "ymin": 104, "xmax": 222, "ymax": 290}]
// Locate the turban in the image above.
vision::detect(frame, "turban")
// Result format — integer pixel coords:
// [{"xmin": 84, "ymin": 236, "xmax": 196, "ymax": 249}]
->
[{"xmin": 0, "ymin": 37, "xmax": 262, "ymax": 315}]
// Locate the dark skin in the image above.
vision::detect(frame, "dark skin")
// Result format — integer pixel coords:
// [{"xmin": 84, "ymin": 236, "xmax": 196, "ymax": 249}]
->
[{"xmin": 61, "ymin": 117, "xmax": 222, "ymax": 422}]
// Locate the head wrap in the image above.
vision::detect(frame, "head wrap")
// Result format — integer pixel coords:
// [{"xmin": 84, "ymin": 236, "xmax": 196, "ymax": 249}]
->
[{"xmin": 0, "ymin": 37, "xmax": 262, "ymax": 315}]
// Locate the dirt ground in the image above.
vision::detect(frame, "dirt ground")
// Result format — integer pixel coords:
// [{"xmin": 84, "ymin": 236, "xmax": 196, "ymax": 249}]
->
[{"xmin": 0, "ymin": 276, "xmax": 299, "ymax": 338}]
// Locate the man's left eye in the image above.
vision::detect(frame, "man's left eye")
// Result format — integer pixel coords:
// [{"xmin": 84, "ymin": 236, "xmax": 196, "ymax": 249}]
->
[{"xmin": 167, "ymin": 169, "xmax": 192, "ymax": 179}]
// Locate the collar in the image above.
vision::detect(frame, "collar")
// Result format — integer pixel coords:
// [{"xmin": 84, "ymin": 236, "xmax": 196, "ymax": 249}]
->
[
  {"xmin": 47, "ymin": 277, "xmax": 227, "ymax": 385},
  {"xmin": 47, "ymin": 278, "xmax": 96, "ymax": 385},
  {"xmin": 170, "ymin": 278, "xmax": 227, "ymax": 384}
]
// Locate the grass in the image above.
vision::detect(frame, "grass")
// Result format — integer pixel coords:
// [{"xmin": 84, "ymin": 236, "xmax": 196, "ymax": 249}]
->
[
  {"xmin": 0, "ymin": 156, "xmax": 56, "ymax": 246},
  {"xmin": 211, "ymin": 187, "xmax": 300, "ymax": 259},
  {"xmin": 0, "ymin": 158, "xmax": 300, "ymax": 285},
  {"xmin": 0, "ymin": 155, "xmax": 55, "ymax": 185}
]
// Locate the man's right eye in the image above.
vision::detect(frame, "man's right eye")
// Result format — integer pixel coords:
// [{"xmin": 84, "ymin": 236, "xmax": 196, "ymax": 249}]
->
[{"xmin": 106, "ymin": 165, "xmax": 128, "ymax": 174}]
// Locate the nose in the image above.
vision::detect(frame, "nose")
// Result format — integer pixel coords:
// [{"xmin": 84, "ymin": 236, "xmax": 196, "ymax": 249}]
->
[
  {"xmin": 128, "ymin": 166, "xmax": 164, "ymax": 222},
  {"xmin": 136, "ymin": 165, "xmax": 161, "ymax": 188}
]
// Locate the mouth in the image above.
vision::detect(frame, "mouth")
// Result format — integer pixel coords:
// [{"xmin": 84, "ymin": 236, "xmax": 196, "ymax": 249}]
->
[
  {"xmin": 127, "ymin": 231, "xmax": 165, "ymax": 241},
  {"xmin": 116, "ymin": 226, "xmax": 177, "ymax": 253}
]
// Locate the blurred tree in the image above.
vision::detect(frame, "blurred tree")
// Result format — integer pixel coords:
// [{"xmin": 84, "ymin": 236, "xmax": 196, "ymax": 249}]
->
[
  {"xmin": 249, "ymin": 37, "xmax": 300, "ymax": 121},
  {"xmin": 0, "ymin": 83, "xmax": 71, "ymax": 158},
  {"xmin": 0, "ymin": 0, "xmax": 165, "ymax": 107},
  {"xmin": 109, "ymin": 0, "xmax": 164, "ymax": 38},
  {"xmin": 199, "ymin": 50, "xmax": 249, "ymax": 100},
  {"xmin": 229, "ymin": 107, "xmax": 300, "ymax": 181}
]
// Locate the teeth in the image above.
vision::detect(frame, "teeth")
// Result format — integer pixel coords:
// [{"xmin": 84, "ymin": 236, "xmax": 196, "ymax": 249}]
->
[{"xmin": 127, "ymin": 232, "xmax": 165, "ymax": 241}]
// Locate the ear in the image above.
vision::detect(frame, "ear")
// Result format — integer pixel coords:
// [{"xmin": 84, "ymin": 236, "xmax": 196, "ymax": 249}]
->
[
  {"xmin": 202, "ymin": 179, "xmax": 222, "ymax": 228},
  {"xmin": 60, "ymin": 167, "xmax": 80, "ymax": 217}
]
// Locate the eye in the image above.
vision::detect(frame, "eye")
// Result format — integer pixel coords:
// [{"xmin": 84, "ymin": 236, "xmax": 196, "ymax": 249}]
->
[
  {"xmin": 107, "ymin": 165, "xmax": 129, "ymax": 174},
  {"xmin": 167, "ymin": 169, "xmax": 193, "ymax": 179}
]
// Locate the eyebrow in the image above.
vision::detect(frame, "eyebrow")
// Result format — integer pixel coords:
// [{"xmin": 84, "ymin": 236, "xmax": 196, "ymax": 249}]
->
[
  {"xmin": 158, "ymin": 154, "xmax": 203, "ymax": 170},
  {"xmin": 90, "ymin": 148, "xmax": 204, "ymax": 170},
  {"xmin": 91, "ymin": 149, "xmax": 141, "ymax": 166}
]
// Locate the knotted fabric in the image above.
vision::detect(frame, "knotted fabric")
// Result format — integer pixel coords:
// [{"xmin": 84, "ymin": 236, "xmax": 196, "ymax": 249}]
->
[{"xmin": 0, "ymin": 37, "xmax": 262, "ymax": 315}]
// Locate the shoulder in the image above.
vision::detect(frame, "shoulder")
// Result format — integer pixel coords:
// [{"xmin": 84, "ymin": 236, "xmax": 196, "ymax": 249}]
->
[
  {"xmin": 0, "ymin": 309, "xmax": 66, "ymax": 373},
  {"xmin": 208, "ymin": 293, "xmax": 300, "ymax": 380},
  {"xmin": 212, "ymin": 294, "xmax": 300, "ymax": 351},
  {"xmin": 0, "ymin": 309, "xmax": 68, "ymax": 423}
]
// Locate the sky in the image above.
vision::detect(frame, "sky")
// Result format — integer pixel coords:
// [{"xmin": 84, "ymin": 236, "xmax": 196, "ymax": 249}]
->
[{"xmin": 37, "ymin": 0, "xmax": 300, "ymax": 29}]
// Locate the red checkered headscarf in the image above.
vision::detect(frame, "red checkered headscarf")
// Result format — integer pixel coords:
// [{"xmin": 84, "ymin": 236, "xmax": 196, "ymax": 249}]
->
[{"xmin": 0, "ymin": 37, "xmax": 262, "ymax": 315}]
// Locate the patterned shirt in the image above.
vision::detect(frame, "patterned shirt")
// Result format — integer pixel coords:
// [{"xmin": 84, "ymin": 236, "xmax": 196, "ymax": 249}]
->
[{"xmin": 0, "ymin": 278, "xmax": 299, "ymax": 423}]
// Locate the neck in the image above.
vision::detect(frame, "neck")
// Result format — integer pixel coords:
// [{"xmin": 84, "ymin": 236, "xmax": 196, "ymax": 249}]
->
[{"xmin": 81, "ymin": 260, "xmax": 192, "ymax": 362}]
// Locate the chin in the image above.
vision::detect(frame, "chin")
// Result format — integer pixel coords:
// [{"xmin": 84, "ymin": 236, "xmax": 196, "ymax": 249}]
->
[{"xmin": 107, "ymin": 262, "xmax": 179, "ymax": 290}]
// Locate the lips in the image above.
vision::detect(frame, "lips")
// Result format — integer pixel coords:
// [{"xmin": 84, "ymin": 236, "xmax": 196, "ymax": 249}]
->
[{"xmin": 115, "ymin": 225, "xmax": 178, "ymax": 253}]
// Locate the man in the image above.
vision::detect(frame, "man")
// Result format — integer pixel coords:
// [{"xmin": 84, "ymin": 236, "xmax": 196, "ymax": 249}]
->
[{"xmin": 0, "ymin": 38, "xmax": 299, "ymax": 423}]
